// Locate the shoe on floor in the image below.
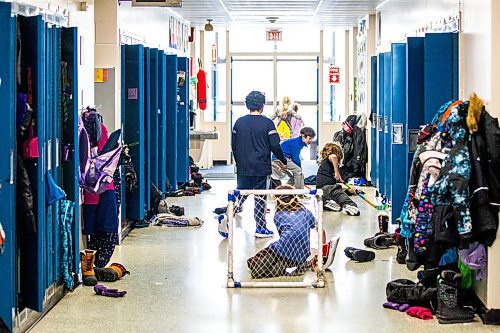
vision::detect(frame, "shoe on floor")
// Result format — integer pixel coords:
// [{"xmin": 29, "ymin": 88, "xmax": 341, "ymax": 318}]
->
[
  {"xmin": 344, "ymin": 247, "xmax": 375, "ymax": 262},
  {"xmin": 322, "ymin": 237, "xmax": 340, "ymax": 269},
  {"xmin": 342, "ymin": 204, "xmax": 360, "ymax": 216},
  {"xmin": 364, "ymin": 233, "xmax": 394, "ymax": 250},
  {"xmin": 218, "ymin": 214, "xmax": 228, "ymax": 238},
  {"xmin": 255, "ymin": 227, "xmax": 274, "ymax": 238},
  {"xmin": 324, "ymin": 200, "xmax": 341, "ymax": 212}
]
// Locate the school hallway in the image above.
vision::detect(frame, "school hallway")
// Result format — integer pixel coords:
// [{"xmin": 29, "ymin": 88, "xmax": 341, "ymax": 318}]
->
[{"xmin": 30, "ymin": 179, "xmax": 494, "ymax": 333}]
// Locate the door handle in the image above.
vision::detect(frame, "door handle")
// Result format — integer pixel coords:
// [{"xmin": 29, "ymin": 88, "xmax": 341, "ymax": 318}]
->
[{"xmin": 9, "ymin": 149, "xmax": 14, "ymax": 184}]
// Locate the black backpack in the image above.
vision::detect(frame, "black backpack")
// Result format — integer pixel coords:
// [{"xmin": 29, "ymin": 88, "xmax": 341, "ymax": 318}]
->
[{"xmin": 82, "ymin": 107, "xmax": 103, "ymax": 145}]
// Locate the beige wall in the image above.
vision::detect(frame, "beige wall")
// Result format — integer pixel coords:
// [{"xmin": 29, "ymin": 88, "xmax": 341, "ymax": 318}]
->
[
  {"xmin": 461, "ymin": 0, "xmax": 500, "ymax": 309},
  {"xmin": 94, "ymin": 0, "xmax": 120, "ymax": 130},
  {"xmin": 377, "ymin": 0, "xmax": 459, "ymax": 53}
]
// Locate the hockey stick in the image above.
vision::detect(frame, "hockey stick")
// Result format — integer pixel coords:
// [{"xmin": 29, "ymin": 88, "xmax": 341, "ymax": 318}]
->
[{"xmin": 343, "ymin": 182, "xmax": 389, "ymax": 210}]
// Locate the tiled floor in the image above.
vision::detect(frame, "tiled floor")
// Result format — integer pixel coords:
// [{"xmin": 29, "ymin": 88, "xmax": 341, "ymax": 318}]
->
[{"xmin": 31, "ymin": 180, "xmax": 496, "ymax": 333}]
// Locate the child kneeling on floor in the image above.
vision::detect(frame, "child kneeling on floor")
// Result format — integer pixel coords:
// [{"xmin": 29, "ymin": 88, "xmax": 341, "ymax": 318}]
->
[
  {"xmin": 247, "ymin": 185, "xmax": 339, "ymax": 279},
  {"xmin": 317, "ymin": 143, "xmax": 360, "ymax": 216}
]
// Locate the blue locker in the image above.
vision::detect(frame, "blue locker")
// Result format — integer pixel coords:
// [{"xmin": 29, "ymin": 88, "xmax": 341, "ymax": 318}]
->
[
  {"xmin": 158, "ymin": 51, "xmax": 167, "ymax": 193},
  {"xmin": 390, "ymin": 43, "xmax": 407, "ymax": 222},
  {"xmin": 376, "ymin": 53, "xmax": 385, "ymax": 194},
  {"xmin": 406, "ymin": 37, "xmax": 425, "ymax": 180},
  {"xmin": 61, "ymin": 27, "xmax": 80, "ymax": 272},
  {"xmin": 383, "ymin": 52, "xmax": 392, "ymax": 200},
  {"xmin": 165, "ymin": 55, "xmax": 178, "ymax": 191},
  {"xmin": 177, "ymin": 57, "xmax": 189, "ymax": 184},
  {"xmin": 120, "ymin": 45, "xmax": 127, "ymax": 223},
  {"xmin": 124, "ymin": 45, "xmax": 145, "ymax": 220},
  {"xmin": 19, "ymin": 14, "xmax": 47, "ymax": 312},
  {"xmin": 52, "ymin": 26, "xmax": 62, "ymax": 284},
  {"xmin": 45, "ymin": 24, "xmax": 54, "ymax": 289},
  {"xmin": 370, "ymin": 56, "xmax": 377, "ymax": 186},
  {"xmin": 149, "ymin": 49, "xmax": 159, "ymax": 189},
  {"xmin": 424, "ymin": 33, "xmax": 458, "ymax": 123},
  {"xmin": 144, "ymin": 48, "xmax": 151, "ymax": 210},
  {"xmin": 0, "ymin": 3, "xmax": 17, "ymax": 330}
]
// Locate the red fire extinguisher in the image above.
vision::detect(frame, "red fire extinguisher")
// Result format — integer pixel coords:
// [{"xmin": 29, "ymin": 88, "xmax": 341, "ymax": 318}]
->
[{"xmin": 197, "ymin": 67, "xmax": 207, "ymax": 111}]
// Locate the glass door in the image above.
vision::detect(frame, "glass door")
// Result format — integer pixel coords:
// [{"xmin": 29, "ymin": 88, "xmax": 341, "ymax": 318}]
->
[{"xmin": 230, "ymin": 55, "xmax": 319, "ymax": 160}]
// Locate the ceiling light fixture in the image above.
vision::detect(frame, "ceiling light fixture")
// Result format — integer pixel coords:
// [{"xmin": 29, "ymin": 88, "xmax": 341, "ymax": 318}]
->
[
  {"xmin": 266, "ymin": 16, "xmax": 279, "ymax": 24},
  {"xmin": 205, "ymin": 19, "xmax": 214, "ymax": 31}
]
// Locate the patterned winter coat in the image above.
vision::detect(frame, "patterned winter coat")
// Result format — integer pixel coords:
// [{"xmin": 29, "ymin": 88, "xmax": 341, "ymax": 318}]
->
[{"xmin": 430, "ymin": 102, "xmax": 473, "ymax": 248}]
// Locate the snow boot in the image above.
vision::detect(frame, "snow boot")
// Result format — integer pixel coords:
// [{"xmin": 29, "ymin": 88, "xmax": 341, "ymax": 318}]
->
[
  {"xmin": 436, "ymin": 270, "xmax": 475, "ymax": 324},
  {"xmin": 378, "ymin": 214, "xmax": 389, "ymax": 234},
  {"xmin": 95, "ymin": 263, "xmax": 131, "ymax": 282},
  {"xmin": 80, "ymin": 250, "xmax": 97, "ymax": 286},
  {"xmin": 395, "ymin": 228, "xmax": 407, "ymax": 264}
]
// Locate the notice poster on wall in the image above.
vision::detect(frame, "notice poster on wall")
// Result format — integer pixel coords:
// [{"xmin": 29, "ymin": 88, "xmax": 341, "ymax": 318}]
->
[{"xmin": 169, "ymin": 16, "xmax": 189, "ymax": 53}]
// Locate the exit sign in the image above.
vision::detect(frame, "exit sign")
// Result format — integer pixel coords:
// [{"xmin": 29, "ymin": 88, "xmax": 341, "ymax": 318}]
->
[{"xmin": 266, "ymin": 29, "xmax": 282, "ymax": 41}]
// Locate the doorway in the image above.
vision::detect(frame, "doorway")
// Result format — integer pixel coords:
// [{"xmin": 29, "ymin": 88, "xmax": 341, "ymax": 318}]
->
[{"xmin": 230, "ymin": 54, "xmax": 319, "ymax": 160}]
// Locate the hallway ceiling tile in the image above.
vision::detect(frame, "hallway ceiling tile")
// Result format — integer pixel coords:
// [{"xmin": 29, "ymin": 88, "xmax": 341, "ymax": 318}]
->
[{"xmin": 171, "ymin": 0, "xmax": 386, "ymax": 28}]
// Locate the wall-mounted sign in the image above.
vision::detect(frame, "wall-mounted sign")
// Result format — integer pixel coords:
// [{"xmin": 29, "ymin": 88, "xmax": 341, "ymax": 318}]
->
[
  {"xmin": 94, "ymin": 68, "xmax": 109, "ymax": 83},
  {"xmin": 266, "ymin": 29, "xmax": 282, "ymax": 41},
  {"xmin": 211, "ymin": 44, "xmax": 217, "ymax": 64},
  {"xmin": 128, "ymin": 88, "xmax": 138, "ymax": 100},
  {"xmin": 328, "ymin": 65, "xmax": 340, "ymax": 85},
  {"xmin": 169, "ymin": 16, "xmax": 189, "ymax": 53}
]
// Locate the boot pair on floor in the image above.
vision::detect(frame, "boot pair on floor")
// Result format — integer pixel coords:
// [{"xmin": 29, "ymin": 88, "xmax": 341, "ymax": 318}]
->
[{"xmin": 80, "ymin": 250, "xmax": 130, "ymax": 286}]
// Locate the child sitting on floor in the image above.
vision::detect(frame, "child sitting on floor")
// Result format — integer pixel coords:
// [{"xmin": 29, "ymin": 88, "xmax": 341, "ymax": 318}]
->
[
  {"xmin": 247, "ymin": 185, "xmax": 339, "ymax": 279},
  {"xmin": 317, "ymin": 143, "xmax": 360, "ymax": 216}
]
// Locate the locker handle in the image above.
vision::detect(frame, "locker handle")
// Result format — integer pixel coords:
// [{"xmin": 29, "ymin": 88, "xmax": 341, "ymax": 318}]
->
[{"xmin": 9, "ymin": 150, "xmax": 14, "ymax": 184}]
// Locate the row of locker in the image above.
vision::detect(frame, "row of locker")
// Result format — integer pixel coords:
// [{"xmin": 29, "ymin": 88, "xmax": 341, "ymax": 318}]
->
[
  {"xmin": 120, "ymin": 44, "xmax": 190, "ymax": 222},
  {"xmin": 369, "ymin": 32, "xmax": 459, "ymax": 223},
  {"xmin": 0, "ymin": 3, "xmax": 80, "ymax": 331},
  {"xmin": 0, "ymin": 3, "xmax": 191, "ymax": 331}
]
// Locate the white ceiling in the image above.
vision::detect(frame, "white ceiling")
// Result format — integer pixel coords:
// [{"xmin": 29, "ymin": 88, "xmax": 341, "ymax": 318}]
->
[{"xmin": 170, "ymin": 0, "xmax": 386, "ymax": 28}]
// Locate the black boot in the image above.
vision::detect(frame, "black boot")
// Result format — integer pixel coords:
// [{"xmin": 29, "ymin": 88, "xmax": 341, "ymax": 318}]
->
[
  {"xmin": 436, "ymin": 270, "xmax": 475, "ymax": 324},
  {"xmin": 395, "ymin": 228, "xmax": 407, "ymax": 264},
  {"xmin": 378, "ymin": 214, "xmax": 389, "ymax": 234}
]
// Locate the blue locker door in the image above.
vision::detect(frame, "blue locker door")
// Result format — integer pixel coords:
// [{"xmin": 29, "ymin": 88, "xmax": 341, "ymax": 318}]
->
[
  {"xmin": 143, "ymin": 48, "xmax": 151, "ymax": 210},
  {"xmin": 424, "ymin": 33, "xmax": 458, "ymax": 123},
  {"xmin": 376, "ymin": 53, "xmax": 385, "ymax": 193},
  {"xmin": 120, "ymin": 45, "xmax": 127, "ymax": 222},
  {"xmin": 149, "ymin": 49, "xmax": 159, "ymax": 189},
  {"xmin": 0, "ymin": 3, "xmax": 16, "ymax": 330},
  {"xmin": 370, "ymin": 56, "xmax": 377, "ymax": 185},
  {"xmin": 61, "ymin": 27, "xmax": 79, "ymax": 272},
  {"xmin": 52, "ymin": 27, "xmax": 62, "ymax": 283},
  {"xmin": 406, "ymin": 37, "xmax": 425, "ymax": 180},
  {"xmin": 45, "ymin": 24, "xmax": 54, "ymax": 289},
  {"xmin": 391, "ymin": 43, "xmax": 407, "ymax": 222},
  {"xmin": 20, "ymin": 14, "xmax": 46, "ymax": 312},
  {"xmin": 124, "ymin": 44, "xmax": 145, "ymax": 220},
  {"xmin": 158, "ymin": 51, "xmax": 167, "ymax": 193},
  {"xmin": 177, "ymin": 57, "xmax": 189, "ymax": 184},
  {"xmin": 383, "ymin": 52, "xmax": 392, "ymax": 200},
  {"xmin": 165, "ymin": 55, "xmax": 178, "ymax": 191}
]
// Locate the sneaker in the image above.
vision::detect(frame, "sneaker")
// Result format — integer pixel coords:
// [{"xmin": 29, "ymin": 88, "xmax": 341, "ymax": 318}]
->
[
  {"xmin": 322, "ymin": 237, "xmax": 340, "ymax": 269},
  {"xmin": 324, "ymin": 200, "xmax": 341, "ymax": 212},
  {"xmin": 218, "ymin": 214, "xmax": 228, "ymax": 238},
  {"xmin": 255, "ymin": 227, "xmax": 274, "ymax": 238},
  {"xmin": 342, "ymin": 204, "xmax": 360, "ymax": 216}
]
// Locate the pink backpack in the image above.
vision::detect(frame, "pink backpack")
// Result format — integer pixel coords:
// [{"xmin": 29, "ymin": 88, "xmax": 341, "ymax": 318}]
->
[{"xmin": 78, "ymin": 117, "xmax": 122, "ymax": 194}]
